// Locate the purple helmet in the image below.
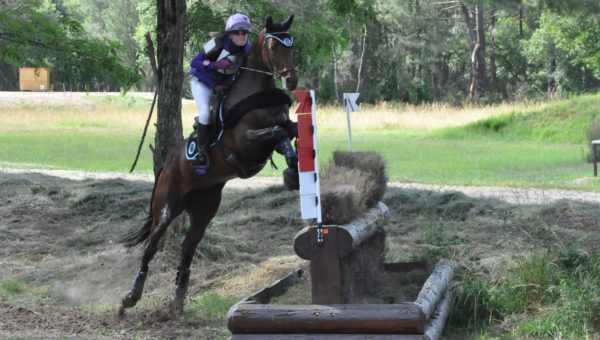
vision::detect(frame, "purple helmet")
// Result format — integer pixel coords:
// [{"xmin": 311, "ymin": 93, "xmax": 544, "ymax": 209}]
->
[{"xmin": 225, "ymin": 13, "xmax": 252, "ymax": 32}]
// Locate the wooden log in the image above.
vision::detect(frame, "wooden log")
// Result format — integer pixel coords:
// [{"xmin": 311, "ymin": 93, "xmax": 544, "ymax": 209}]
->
[
  {"xmin": 337, "ymin": 202, "xmax": 389, "ymax": 257},
  {"xmin": 414, "ymin": 260, "xmax": 454, "ymax": 320},
  {"xmin": 232, "ymin": 335, "xmax": 426, "ymax": 339},
  {"xmin": 423, "ymin": 290, "xmax": 454, "ymax": 340},
  {"xmin": 227, "ymin": 303, "xmax": 425, "ymax": 334},
  {"xmin": 294, "ymin": 202, "xmax": 389, "ymax": 260},
  {"xmin": 244, "ymin": 268, "xmax": 303, "ymax": 304}
]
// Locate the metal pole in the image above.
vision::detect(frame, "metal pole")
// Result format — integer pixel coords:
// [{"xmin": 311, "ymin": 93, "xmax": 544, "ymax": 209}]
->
[
  {"xmin": 345, "ymin": 98, "xmax": 353, "ymax": 151},
  {"xmin": 594, "ymin": 143, "xmax": 598, "ymax": 177}
]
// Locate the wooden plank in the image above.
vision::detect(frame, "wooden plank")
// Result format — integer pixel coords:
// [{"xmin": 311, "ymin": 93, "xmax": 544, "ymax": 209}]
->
[
  {"xmin": 244, "ymin": 268, "xmax": 304, "ymax": 304},
  {"xmin": 227, "ymin": 303, "xmax": 425, "ymax": 334},
  {"xmin": 414, "ymin": 260, "xmax": 454, "ymax": 320},
  {"xmin": 232, "ymin": 335, "xmax": 426, "ymax": 339},
  {"xmin": 310, "ymin": 227, "xmax": 342, "ymax": 304},
  {"xmin": 424, "ymin": 290, "xmax": 453, "ymax": 340},
  {"xmin": 384, "ymin": 261, "xmax": 429, "ymax": 273}
]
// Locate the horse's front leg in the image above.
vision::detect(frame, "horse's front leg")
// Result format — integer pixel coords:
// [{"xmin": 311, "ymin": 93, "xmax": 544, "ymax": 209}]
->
[
  {"xmin": 244, "ymin": 126, "xmax": 288, "ymax": 144},
  {"xmin": 170, "ymin": 183, "xmax": 225, "ymax": 316}
]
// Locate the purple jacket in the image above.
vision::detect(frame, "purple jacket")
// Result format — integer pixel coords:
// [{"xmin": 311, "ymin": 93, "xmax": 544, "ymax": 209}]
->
[{"xmin": 188, "ymin": 32, "xmax": 251, "ymax": 88}]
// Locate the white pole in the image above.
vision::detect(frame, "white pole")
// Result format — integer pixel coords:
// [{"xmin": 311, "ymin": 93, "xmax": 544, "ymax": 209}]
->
[{"xmin": 345, "ymin": 97, "xmax": 353, "ymax": 151}]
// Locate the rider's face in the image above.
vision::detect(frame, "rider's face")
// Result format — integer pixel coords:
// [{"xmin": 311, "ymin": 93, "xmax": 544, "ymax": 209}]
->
[{"xmin": 229, "ymin": 31, "xmax": 249, "ymax": 47}]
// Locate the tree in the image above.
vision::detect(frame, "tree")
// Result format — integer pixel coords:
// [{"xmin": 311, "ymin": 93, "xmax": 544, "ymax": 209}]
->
[
  {"xmin": 0, "ymin": 1, "xmax": 138, "ymax": 90},
  {"xmin": 152, "ymin": 0, "xmax": 186, "ymax": 174}
]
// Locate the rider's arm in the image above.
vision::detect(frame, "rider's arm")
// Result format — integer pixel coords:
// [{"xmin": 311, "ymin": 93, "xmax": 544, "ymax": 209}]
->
[{"xmin": 190, "ymin": 35, "xmax": 225, "ymax": 70}]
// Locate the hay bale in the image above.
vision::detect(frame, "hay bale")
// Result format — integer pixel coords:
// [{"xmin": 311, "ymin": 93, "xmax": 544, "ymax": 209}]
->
[
  {"xmin": 320, "ymin": 151, "xmax": 388, "ymax": 225},
  {"xmin": 333, "ymin": 151, "xmax": 387, "ymax": 207}
]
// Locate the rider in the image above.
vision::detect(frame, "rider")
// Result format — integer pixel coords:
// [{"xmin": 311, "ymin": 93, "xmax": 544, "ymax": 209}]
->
[{"xmin": 187, "ymin": 13, "xmax": 252, "ymax": 173}]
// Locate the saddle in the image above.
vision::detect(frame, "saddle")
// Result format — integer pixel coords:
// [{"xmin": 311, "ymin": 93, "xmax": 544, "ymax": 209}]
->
[{"xmin": 185, "ymin": 89, "xmax": 292, "ymax": 163}]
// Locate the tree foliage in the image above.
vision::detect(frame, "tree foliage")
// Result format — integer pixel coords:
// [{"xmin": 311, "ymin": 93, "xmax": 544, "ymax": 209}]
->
[
  {"xmin": 1, "ymin": 0, "xmax": 599, "ymax": 103},
  {"xmin": 0, "ymin": 0, "xmax": 138, "ymax": 90}
]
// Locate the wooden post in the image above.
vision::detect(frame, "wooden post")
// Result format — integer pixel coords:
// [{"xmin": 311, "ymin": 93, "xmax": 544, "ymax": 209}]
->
[
  {"xmin": 309, "ymin": 226, "xmax": 342, "ymax": 304},
  {"xmin": 294, "ymin": 203, "xmax": 389, "ymax": 304}
]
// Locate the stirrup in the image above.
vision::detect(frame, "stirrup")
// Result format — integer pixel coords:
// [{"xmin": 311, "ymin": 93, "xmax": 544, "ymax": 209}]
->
[{"xmin": 192, "ymin": 152, "xmax": 210, "ymax": 175}]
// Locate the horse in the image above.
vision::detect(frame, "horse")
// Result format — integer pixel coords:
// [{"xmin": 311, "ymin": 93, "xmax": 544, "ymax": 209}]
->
[{"xmin": 119, "ymin": 15, "xmax": 299, "ymax": 316}]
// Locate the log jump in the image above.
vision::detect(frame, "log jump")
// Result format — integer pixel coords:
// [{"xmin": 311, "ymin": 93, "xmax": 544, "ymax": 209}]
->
[{"xmin": 227, "ymin": 202, "xmax": 454, "ymax": 339}]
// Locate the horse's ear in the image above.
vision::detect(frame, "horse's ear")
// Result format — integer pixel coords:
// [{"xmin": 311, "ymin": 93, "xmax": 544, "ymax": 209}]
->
[
  {"xmin": 283, "ymin": 14, "xmax": 294, "ymax": 31},
  {"xmin": 266, "ymin": 16, "xmax": 274, "ymax": 32}
]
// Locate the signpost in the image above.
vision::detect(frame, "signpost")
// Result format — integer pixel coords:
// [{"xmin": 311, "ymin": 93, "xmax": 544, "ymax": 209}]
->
[{"xmin": 343, "ymin": 93, "xmax": 360, "ymax": 151}]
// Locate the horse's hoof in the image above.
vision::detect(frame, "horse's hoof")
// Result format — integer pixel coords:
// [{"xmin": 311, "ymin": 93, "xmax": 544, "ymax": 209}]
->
[
  {"xmin": 283, "ymin": 168, "xmax": 299, "ymax": 191},
  {"xmin": 117, "ymin": 305, "xmax": 126, "ymax": 317},
  {"xmin": 169, "ymin": 298, "xmax": 184, "ymax": 316},
  {"xmin": 121, "ymin": 293, "xmax": 138, "ymax": 309}
]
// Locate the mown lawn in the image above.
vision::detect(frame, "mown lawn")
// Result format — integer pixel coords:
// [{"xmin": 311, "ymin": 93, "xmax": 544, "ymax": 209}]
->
[{"xmin": 1, "ymin": 92, "xmax": 599, "ymax": 192}]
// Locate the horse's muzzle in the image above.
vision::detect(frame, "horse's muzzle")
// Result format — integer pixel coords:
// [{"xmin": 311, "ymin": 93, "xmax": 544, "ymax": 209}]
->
[{"xmin": 282, "ymin": 69, "xmax": 298, "ymax": 91}]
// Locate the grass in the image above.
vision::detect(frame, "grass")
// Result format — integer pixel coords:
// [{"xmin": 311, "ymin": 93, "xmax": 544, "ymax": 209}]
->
[
  {"xmin": 184, "ymin": 291, "xmax": 237, "ymax": 321},
  {"xmin": 1, "ymin": 92, "xmax": 600, "ymax": 191},
  {"xmin": 460, "ymin": 249, "xmax": 600, "ymax": 339},
  {"xmin": 0, "ymin": 279, "xmax": 26, "ymax": 297}
]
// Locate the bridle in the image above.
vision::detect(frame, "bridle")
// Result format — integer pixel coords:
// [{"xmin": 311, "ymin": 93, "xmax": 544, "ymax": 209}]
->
[{"xmin": 241, "ymin": 31, "xmax": 296, "ymax": 79}]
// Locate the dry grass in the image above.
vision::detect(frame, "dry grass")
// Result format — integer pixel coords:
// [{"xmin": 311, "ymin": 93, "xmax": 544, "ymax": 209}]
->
[
  {"xmin": 211, "ymin": 255, "xmax": 306, "ymax": 299},
  {"xmin": 0, "ymin": 92, "xmax": 546, "ymax": 133},
  {"xmin": 0, "ymin": 92, "xmax": 200, "ymax": 132},
  {"xmin": 315, "ymin": 101, "xmax": 548, "ymax": 131}
]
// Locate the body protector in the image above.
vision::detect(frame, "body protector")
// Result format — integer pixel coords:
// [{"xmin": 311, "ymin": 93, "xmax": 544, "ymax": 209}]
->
[{"xmin": 188, "ymin": 32, "xmax": 251, "ymax": 89}]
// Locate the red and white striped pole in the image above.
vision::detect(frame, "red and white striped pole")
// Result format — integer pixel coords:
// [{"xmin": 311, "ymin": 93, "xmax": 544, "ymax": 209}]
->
[{"xmin": 293, "ymin": 90, "xmax": 324, "ymax": 244}]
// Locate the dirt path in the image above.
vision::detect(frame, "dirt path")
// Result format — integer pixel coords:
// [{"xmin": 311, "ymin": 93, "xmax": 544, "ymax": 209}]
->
[{"xmin": 3, "ymin": 167, "xmax": 600, "ymax": 205}]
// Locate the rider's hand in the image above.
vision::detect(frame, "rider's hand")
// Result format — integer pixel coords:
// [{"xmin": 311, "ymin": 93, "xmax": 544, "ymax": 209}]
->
[{"xmin": 214, "ymin": 58, "xmax": 232, "ymax": 70}]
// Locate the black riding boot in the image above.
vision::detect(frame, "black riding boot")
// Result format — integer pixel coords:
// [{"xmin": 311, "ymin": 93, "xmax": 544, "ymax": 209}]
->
[{"xmin": 193, "ymin": 122, "xmax": 210, "ymax": 173}]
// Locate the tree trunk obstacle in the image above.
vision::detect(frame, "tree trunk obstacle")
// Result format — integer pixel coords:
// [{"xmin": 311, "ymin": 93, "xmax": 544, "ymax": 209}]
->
[{"xmin": 227, "ymin": 202, "xmax": 454, "ymax": 339}]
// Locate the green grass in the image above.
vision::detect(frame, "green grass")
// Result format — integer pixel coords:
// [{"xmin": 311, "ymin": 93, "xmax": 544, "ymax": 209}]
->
[
  {"xmin": 437, "ymin": 93, "xmax": 600, "ymax": 144},
  {"xmin": 449, "ymin": 248, "xmax": 600, "ymax": 339},
  {"xmin": 184, "ymin": 291, "xmax": 237, "ymax": 321},
  {"xmin": 1, "ymin": 279, "xmax": 26, "ymax": 297},
  {"xmin": 1, "ymin": 92, "xmax": 600, "ymax": 191}
]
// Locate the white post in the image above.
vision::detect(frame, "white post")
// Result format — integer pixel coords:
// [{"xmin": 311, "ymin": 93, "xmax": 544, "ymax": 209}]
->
[{"xmin": 343, "ymin": 93, "xmax": 360, "ymax": 152}]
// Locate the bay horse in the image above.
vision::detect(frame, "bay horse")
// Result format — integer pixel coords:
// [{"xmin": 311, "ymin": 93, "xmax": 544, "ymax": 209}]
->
[{"xmin": 119, "ymin": 15, "xmax": 298, "ymax": 315}]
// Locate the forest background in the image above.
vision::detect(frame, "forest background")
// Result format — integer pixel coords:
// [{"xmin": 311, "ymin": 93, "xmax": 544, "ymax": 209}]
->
[{"xmin": 1, "ymin": 0, "xmax": 600, "ymax": 105}]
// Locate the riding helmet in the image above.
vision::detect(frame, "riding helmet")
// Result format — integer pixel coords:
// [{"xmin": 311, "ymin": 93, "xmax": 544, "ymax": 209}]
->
[{"xmin": 225, "ymin": 13, "xmax": 252, "ymax": 32}]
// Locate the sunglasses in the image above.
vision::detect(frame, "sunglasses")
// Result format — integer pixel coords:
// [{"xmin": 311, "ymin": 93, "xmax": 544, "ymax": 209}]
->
[{"xmin": 230, "ymin": 30, "xmax": 249, "ymax": 36}]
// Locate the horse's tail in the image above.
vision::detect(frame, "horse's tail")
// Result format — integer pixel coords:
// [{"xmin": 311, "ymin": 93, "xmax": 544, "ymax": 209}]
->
[{"xmin": 121, "ymin": 168, "xmax": 162, "ymax": 248}]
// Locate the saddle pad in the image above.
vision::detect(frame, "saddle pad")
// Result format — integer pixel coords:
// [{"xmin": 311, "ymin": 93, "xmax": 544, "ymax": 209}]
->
[{"xmin": 185, "ymin": 131, "xmax": 199, "ymax": 161}]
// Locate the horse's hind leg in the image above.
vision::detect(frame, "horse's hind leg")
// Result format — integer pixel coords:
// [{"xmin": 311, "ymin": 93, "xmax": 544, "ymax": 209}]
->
[
  {"xmin": 120, "ymin": 202, "xmax": 182, "ymax": 314},
  {"xmin": 169, "ymin": 183, "xmax": 225, "ymax": 315}
]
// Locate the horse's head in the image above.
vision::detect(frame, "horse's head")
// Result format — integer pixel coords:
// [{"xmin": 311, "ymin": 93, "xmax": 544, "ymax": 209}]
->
[{"xmin": 258, "ymin": 15, "xmax": 298, "ymax": 90}]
